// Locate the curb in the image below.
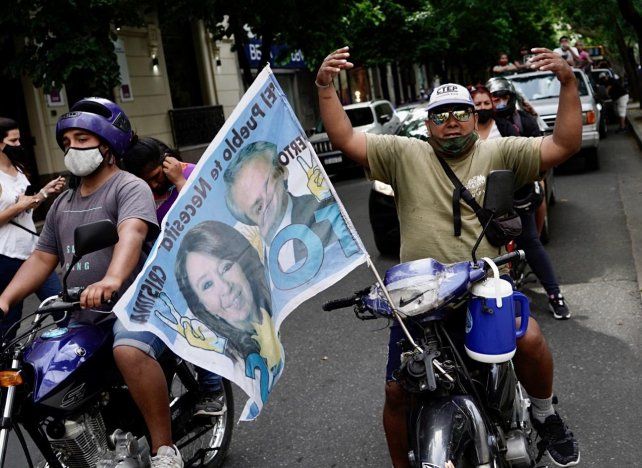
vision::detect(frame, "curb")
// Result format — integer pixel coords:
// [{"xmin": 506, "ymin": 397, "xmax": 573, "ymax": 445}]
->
[{"xmin": 626, "ymin": 104, "xmax": 642, "ymax": 150}]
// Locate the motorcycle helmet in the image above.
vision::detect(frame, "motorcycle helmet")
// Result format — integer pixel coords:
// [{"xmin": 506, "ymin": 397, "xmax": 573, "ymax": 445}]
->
[
  {"xmin": 486, "ymin": 77, "xmax": 517, "ymax": 118},
  {"xmin": 55, "ymin": 97, "xmax": 134, "ymax": 157}
]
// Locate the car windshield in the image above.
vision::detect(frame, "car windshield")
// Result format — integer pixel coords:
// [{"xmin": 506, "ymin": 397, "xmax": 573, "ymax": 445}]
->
[
  {"xmin": 345, "ymin": 107, "xmax": 375, "ymax": 127},
  {"xmin": 396, "ymin": 104, "xmax": 419, "ymax": 122},
  {"xmin": 590, "ymin": 70, "xmax": 612, "ymax": 81},
  {"xmin": 315, "ymin": 107, "xmax": 375, "ymax": 133},
  {"xmin": 509, "ymin": 71, "xmax": 589, "ymax": 101}
]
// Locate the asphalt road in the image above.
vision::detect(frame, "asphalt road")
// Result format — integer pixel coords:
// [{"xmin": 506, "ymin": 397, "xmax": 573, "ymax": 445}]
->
[{"xmin": 7, "ymin": 128, "xmax": 642, "ymax": 467}]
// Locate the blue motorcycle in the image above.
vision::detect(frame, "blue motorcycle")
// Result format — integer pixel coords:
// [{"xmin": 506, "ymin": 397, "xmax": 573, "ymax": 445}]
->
[{"xmin": 0, "ymin": 221, "xmax": 233, "ymax": 468}]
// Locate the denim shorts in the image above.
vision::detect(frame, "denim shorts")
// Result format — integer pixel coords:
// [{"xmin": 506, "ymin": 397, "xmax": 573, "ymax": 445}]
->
[{"xmin": 112, "ymin": 318, "xmax": 166, "ymax": 360}]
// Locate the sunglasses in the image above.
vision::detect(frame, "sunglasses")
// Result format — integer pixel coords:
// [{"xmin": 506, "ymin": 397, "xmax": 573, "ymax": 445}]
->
[{"xmin": 428, "ymin": 108, "xmax": 474, "ymax": 126}]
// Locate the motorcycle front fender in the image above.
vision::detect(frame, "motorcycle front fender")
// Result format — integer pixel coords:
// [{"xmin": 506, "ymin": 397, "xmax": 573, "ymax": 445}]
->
[
  {"xmin": 485, "ymin": 362, "xmax": 517, "ymax": 425},
  {"xmin": 409, "ymin": 395, "xmax": 492, "ymax": 467}
]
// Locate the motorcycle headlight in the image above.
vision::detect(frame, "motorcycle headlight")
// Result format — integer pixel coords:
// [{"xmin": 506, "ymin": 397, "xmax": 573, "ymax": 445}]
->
[{"xmin": 0, "ymin": 370, "xmax": 23, "ymax": 387}]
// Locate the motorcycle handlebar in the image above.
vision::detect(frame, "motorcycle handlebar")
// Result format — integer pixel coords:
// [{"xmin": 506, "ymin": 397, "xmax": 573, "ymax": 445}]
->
[
  {"xmin": 35, "ymin": 290, "xmax": 119, "ymax": 315},
  {"xmin": 322, "ymin": 253, "xmax": 523, "ymax": 313},
  {"xmin": 489, "ymin": 250, "xmax": 525, "ymax": 268},
  {"xmin": 322, "ymin": 295, "xmax": 358, "ymax": 311}
]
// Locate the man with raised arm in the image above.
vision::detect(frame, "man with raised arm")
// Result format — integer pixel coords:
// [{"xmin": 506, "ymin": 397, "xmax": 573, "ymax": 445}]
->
[{"xmin": 316, "ymin": 46, "xmax": 581, "ymax": 467}]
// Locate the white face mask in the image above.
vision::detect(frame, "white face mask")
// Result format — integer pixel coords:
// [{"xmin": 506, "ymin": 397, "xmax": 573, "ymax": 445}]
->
[
  {"xmin": 495, "ymin": 98, "xmax": 509, "ymax": 110},
  {"xmin": 64, "ymin": 147, "xmax": 104, "ymax": 176}
]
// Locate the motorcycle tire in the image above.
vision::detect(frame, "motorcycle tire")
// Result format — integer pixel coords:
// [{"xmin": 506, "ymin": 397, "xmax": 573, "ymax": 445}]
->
[{"xmin": 170, "ymin": 366, "xmax": 234, "ymax": 467}]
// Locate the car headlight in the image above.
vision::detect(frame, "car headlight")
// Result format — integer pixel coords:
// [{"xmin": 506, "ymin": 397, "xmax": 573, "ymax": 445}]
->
[{"xmin": 373, "ymin": 181, "xmax": 395, "ymax": 197}]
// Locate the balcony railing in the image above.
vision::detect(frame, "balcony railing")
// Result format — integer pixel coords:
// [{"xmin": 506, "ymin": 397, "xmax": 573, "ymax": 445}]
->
[{"xmin": 168, "ymin": 105, "xmax": 225, "ymax": 148}]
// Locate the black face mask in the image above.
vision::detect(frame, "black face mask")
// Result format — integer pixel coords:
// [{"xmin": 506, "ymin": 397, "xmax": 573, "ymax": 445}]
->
[
  {"xmin": 477, "ymin": 109, "xmax": 494, "ymax": 124},
  {"xmin": 428, "ymin": 132, "xmax": 479, "ymax": 159},
  {"xmin": 2, "ymin": 145, "xmax": 24, "ymax": 160}
]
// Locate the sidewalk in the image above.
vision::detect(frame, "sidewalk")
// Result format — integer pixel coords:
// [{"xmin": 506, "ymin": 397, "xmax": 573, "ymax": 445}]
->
[
  {"xmin": 626, "ymin": 101, "xmax": 642, "ymax": 149},
  {"xmin": 620, "ymin": 101, "xmax": 642, "ymax": 304}
]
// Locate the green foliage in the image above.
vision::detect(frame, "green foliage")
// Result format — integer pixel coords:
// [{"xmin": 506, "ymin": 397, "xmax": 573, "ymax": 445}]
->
[
  {"xmin": 0, "ymin": 0, "xmax": 144, "ymax": 94},
  {"xmin": 403, "ymin": 0, "xmax": 557, "ymax": 80},
  {"xmin": 555, "ymin": 0, "xmax": 642, "ymax": 63},
  {"xmin": 3, "ymin": 0, "xmax": 633, "ymax": 97}
]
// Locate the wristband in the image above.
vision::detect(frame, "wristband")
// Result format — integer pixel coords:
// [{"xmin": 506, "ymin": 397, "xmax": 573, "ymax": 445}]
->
[
  {"xmin": 39, "ymin": 189, "xmax": 48, "ymax": 199},
  {"xmin": 315, "ymin": 79, "xmax": 331, "ymax": 89}
]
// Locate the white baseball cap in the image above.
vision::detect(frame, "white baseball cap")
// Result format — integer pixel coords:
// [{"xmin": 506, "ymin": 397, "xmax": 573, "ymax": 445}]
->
[{"xmin": 426, "ymin": 84, "xmax": 474, "ymax": 111}]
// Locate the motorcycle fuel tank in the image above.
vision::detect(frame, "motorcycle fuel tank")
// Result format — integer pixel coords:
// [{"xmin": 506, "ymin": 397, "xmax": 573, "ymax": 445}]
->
[
  {"xmin": 364, "ymin": 258, "xmax": 486, "ymax": 319},
  {"xmin": 24, "ymin": 322, "xmax": 114, "ymax": 410}
]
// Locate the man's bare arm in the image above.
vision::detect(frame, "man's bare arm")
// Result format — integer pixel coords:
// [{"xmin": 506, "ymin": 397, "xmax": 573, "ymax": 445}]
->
[
  {"xmin": 527, "ymin": 48, "xmax": 582, "ymax": 171},
  {"xmin": 0, "ymin": 250, "xmax": 59, "ymax": 313},
  {"xmin": 316, "ymin": 47, "xmax": 368, "ymax": 168}
]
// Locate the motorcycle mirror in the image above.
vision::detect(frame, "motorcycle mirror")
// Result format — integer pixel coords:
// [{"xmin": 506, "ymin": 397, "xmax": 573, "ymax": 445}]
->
[
  {"xmin": 62, "ymin": 220, "xmax": 119, "ymax": 300},
  {"xmin": 74, "ymin": 220, "xmax": 119, "ymax": 258},
  {"xmin": 483, "ymin": 170, "xmax": 515, "ymax": 217},
  {"xmin": 471, "ymin": 170, "xmax": 516, "ymax": 265}
]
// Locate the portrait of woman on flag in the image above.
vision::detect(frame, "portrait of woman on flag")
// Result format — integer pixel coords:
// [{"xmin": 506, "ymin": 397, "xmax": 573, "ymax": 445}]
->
[{"xmin": 174, "ymin": 221, "xmax": 283, "ymax": 379}]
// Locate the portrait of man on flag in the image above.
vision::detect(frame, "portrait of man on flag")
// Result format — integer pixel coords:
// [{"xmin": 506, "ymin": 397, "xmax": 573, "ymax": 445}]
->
[{"xmin": 222, "ymin": 139, "xmax": 360, "ymax": 324}]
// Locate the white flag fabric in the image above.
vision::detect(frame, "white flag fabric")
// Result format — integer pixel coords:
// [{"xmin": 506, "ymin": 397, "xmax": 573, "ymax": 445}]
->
[{"xmin": 114, "ymin": 66, "xmax": 367, "ymax": 420}]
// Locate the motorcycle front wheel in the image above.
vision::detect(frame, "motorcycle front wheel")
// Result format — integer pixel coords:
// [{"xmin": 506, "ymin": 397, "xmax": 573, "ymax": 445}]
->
[{"xmin": 169, "ymin": 364, "xmax": 234, "ymax": 467}]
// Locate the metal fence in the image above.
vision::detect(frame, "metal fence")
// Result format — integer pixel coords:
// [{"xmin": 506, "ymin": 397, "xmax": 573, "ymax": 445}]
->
[{"xmin": 168, "ymin": 105, "xmax": 225, "ymax": 148}]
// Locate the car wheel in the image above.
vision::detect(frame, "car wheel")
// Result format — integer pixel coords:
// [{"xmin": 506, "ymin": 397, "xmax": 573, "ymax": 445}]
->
[
  {"xmin": 585, "ymin": 147, "xmax": 600, "ymax": 171},
  {"xmin": 373, "ymin": 228, "xmax": 400, "ymax": 256},
  {"xmin": 369, "ymin": 190, "xmax": 400, "ymax": 257},
  {"xmin": 599, "ymin": 116, "xmax": 608, "ymax": 139},
  {"xmin": 548, "ymin": 184, "xmax": 556, "ymax": 207},
  {"xmin": 544, "ymin": 172, "xmax": 556, "ymax": 207}
]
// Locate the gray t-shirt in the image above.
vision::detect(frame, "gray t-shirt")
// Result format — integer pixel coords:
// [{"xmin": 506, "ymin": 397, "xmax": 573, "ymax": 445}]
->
[{"xmin": 37, "ymin": 171, "xmax": 158, "ymax": 321}]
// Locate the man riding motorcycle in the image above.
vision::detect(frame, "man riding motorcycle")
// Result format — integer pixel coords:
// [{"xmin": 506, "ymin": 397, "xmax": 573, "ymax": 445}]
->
[
  {"xmin": 0, "ymin": 98, "xmax": 183, "ymax": 467},
  {"xmin": 316, "ymin": 47, "xmax": 581, "ymax": 467}
]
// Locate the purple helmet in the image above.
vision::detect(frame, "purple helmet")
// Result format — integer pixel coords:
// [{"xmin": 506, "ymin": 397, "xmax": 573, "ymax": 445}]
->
[{"xmin": 55, "ymin": 97, "xmax": 134, "ymax": 157}]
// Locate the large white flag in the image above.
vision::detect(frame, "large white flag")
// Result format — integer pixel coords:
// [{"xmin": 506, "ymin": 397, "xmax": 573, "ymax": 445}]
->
[{"xmin": 114, "ymin": 66, "xmax": 367, "ymax": 420}]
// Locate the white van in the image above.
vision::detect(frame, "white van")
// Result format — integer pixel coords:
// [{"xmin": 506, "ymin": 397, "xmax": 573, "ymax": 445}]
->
[{"xmin": 309, "ymin": 100, "xmax": 401, "ymax": 173}]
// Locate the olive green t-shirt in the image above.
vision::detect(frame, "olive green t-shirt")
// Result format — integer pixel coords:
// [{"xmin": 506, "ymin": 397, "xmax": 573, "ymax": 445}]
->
[{"xmin": 366, "ymin": 134, "xmax": 542, "ymax": 263}]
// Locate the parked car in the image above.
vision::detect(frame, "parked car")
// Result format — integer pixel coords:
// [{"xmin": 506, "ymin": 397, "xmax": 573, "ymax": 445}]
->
[
  {"xmin": 397, "ymin": 105, "xmax": 429, "ymax": 140},
  {"xmin": 309, "ymin": 99, "xmax": 401, "ymax": 174},
  {"xmin": 506, "ymin": 69, "xmax": 602, "ymax": 170},
  {"xmin": 396, "ymin": 102, "xmax": 424, "ymax": 124}
]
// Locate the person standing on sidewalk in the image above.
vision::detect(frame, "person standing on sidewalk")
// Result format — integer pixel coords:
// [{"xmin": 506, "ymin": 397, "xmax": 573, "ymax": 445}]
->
[
  {"xmin": 599, "ymin": 72, "xmax": 629, "ymax": 133},
  {"xmin": 0, "ymin": 117, "xmax": 65, "ymax": 340}
]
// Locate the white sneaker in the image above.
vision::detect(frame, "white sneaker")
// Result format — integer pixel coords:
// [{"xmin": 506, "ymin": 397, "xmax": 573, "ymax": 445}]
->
[{"xmin": 151, "ymin": 445, "xmax": 184, "ymax": 468}]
